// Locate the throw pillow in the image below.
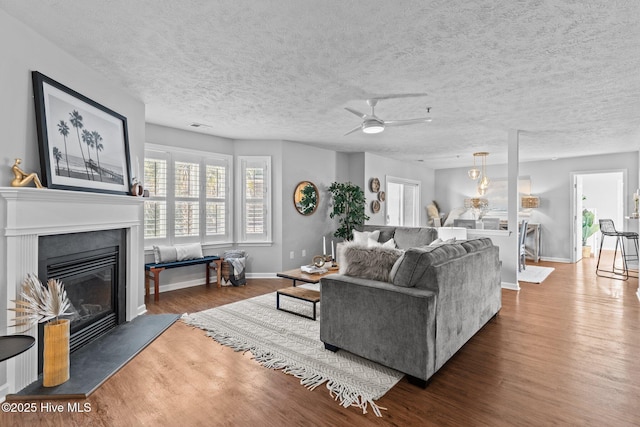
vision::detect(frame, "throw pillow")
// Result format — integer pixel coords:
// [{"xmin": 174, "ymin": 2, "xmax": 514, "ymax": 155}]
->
[
  {"xmin": 153, "ymin": 245, "xmax": 178, "ymax": 263},
  {"xmin": 343, "ymin": 245, "xmax": 404, "ymax": 283},
  {"xmin": 442, "ymin": 206, "xmax": 468, "ymax": 227},
  {"xmin": 426, "ymin": 203, "xmax": 440, "ymax": 221},
  {"xmin": 428, "ymin": 237, "xmax": 456, "ymax": 247},
  {"xmin": 175, "ymin": 243, "xmax": 204, "ymax": 261},
  {"xmin": 367, "ymin": 237, "xmax": 397, "ymax": 248},
  {"xmin": 352, "ymin": 229, "xmax": 380, "ymax": 246}
]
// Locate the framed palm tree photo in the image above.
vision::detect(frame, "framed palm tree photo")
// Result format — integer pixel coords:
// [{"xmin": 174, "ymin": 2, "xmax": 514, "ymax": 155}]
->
[{"xmin": 32, "ymin": 71, "xmax": 132, "ymax": 195}]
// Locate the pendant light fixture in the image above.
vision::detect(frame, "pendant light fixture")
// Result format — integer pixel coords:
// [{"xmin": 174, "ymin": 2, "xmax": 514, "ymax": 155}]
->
[
  {"xmin": 468, "ymin": 154, "xmax": 480, "ymax": 180},
  {"xmin": 468, "ymin": 152, "xmax": 490, "ymax": 194}
]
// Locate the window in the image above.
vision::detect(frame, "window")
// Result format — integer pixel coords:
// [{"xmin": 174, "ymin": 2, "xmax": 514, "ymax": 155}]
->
[
  {"xmin": 238, "ymin": 156, "xmax": 271, "ymax": 243},
  {"xmin": 386, "ymin": 176, "xmax": 421, "ymax": 227},
  {"xmin": 144, "ymin": 155, "xmax": 168, "ymax": 239},
  {"xmin": 144, "ymin": 145, "xmax": 232, "ymax": 246}
]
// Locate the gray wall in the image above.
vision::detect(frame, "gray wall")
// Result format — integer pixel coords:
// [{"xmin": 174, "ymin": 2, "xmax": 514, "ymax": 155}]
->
[
  {"xmin": 435, "ymin": 152, "xmax": 639, "ymax": 262},
  {"xmin": 363, "ymin": 152, "xmax": 435, "ymax": 226},
  {"xmin": 281, "ymin": 142, "xmax": 339, "ymax": 269},
  {"xmin": 0, "ymin": 9, "xmax": 145, "ymax": 390}
]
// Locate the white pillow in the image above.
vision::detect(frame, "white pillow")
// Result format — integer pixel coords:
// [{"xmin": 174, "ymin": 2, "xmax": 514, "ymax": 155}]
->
[
  {"xmin": 429, "ymin": 237, "xmax": 456, "ymax": 247},
  {"xmin": 443, "ymin": 207, "xmax": 467, "ymax": 227},
  {"xmin": 153, "ymin": 245, "xmax": 177, "ymax": 263},
  {"xmin": 352, "ymin": 229, "xmax": 380, "ymax": 246},
  {"xmin": 367, "ymin": 237, "xmax": 396, "ymax": 248},
  {"xmin": 175, "ymin": 243, "xmax": 204, "ymax": 261},
  {"xmin": 389, "ymin": 252, "xmax": 405, "ymax": 282}
]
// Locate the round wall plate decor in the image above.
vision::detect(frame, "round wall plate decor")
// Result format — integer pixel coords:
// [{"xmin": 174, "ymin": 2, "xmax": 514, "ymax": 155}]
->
[
  {"xmin": 369, "ymin": 177, "xmax": 380, "ymax": 193},
  {"xmin": 378, "ymin": 191, "xmax": 386, "ymax": 202},
  {"xmin": 371, "ymin": 200, "xmax": 381, "ymax": 213}
]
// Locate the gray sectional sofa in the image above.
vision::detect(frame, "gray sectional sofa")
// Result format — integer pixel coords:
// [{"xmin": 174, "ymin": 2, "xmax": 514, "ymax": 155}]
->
[{"xmin": 320, "ymin": 225, "xmax": 501, "ymax": 386}]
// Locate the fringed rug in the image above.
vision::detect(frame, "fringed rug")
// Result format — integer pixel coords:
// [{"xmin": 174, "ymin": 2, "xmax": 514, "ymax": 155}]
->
[
  {"xmin": 519, "ymin": 265, "xmax": 555, "ymax": 283},
  {"xmin": 182, "ymin": 285, "xmax": 403, "ymax": 417}
]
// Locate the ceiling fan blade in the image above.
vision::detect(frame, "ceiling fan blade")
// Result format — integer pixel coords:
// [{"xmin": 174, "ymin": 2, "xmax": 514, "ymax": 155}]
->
[
  {"xmin": 370, "ymin": 93, "xmax": 428, "ymax": 101},
  {"xmin": 344, "ymin": 107, "xmax": 367, "ymax": 119},
  {"xmin": 384, "ymin": 117, "xmax": 433, "ymax": 126},
  {"xmin": 344, "ymin": 125, "xmax": 362, "ymax": 136}
]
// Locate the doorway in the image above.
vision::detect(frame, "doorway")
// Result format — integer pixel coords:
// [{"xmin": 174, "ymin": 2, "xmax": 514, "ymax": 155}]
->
[{"xmin": 570, "ymin": 170, "xmax": 625, "ymax": 263}]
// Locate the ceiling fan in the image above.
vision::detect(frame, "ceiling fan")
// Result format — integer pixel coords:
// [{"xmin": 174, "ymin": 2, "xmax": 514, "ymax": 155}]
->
[{"xmin": 344, "ymin": 94, "xmax": 432, "ymax": 136}]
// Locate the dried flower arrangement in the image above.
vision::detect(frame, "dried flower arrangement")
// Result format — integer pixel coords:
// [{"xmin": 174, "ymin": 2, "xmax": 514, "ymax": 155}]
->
[{"xmin": 9, "ymin": 273, "xmax": 71, "ymax": 326}]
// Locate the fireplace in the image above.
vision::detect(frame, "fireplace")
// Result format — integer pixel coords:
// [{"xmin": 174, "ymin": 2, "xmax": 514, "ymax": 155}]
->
[
  {"xmin": 0, "ymin": 187, "xmax": 143, "ymax": 399},
  {"xmin": 37, "ymin": 229, "xmax": 127, "ymax": 372}
]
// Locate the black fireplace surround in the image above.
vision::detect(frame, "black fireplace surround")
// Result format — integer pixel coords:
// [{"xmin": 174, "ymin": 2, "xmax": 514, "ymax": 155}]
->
[{"xmin": 37, "ymin": 229, "xmax": 126, "ymax": 373}]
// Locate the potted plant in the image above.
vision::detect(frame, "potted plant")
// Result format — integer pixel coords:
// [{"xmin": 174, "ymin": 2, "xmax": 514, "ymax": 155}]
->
[
  {"xmin": 328, "ymin": 182, "xmax": 369, "ymax": 240},
  {"xmin": 9, "ymin": 274, "xmax": 72, "ymax": 387},
  {"xmin": 582, "ymin": 208, "xmax": 599, "ymax": 258}
]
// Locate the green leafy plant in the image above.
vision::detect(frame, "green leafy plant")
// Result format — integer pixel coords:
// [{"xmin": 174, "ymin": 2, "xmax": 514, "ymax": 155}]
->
[
  {"xmin": 582, "ymin": 208, "xmax": 599, "ymax": 246},
  {"xmin": 328, "ymin": 182, "xmax": 369, "ymax": 240}
]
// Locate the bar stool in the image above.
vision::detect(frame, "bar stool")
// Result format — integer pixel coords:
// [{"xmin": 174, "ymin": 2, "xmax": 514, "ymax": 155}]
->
[{"xmin": 595, "ymin": 219, "xmax": 639, "ymax": 280}]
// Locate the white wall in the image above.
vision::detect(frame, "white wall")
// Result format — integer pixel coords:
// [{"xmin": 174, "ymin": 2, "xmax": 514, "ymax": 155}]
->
[
  {"xmin": 435, "ymin": 152, "xmax": 639, "ymax": 262},
  {"xmin": 363, "ymin": 152, "xmax": 435, "ymax": 226},
  {"xmin": 0, "ymin": 9, "xmax": 145, "ymax": 398}
]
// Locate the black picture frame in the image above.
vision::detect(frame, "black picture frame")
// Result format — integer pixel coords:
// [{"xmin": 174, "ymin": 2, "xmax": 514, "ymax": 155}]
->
[{"xmin": 32, "ymin": 71, "xmax": 132, "ymax": 195}]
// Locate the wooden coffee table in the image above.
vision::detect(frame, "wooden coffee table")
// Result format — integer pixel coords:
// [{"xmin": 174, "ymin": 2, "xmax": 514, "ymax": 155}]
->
[
  {"xmin": 276, "ymin": 267, "xmax": 335, "ymax": 287},
  {"xmin": 276, "ymin": 286, "xmax": 321, "ymax": 320}
]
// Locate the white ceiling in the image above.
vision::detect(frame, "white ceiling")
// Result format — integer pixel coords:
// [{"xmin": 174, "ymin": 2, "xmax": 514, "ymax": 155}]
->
[{"xmin": 2, "ymin": 0, "xmax": 640, "ymax": 169}]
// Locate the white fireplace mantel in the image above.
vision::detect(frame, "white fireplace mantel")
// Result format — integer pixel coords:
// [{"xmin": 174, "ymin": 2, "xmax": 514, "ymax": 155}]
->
[{"xmin": 0, "ymin": 187, "xmax": 144, "ymax": 400}]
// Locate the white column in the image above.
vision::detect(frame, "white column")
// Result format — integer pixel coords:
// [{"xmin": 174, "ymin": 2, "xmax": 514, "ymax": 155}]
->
[{"xmin": 504, "ymin": 129, "xmax": 520, "ymax": 290}]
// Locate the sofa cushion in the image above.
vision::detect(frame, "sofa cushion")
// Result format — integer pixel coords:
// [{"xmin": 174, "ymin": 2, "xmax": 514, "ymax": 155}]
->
[
  {"xmin": 461, "ymin": 238, "xmax": 493, "ymax": 253},
  {"xmin": 362, "ymin": 225, "xmax": 396, "ymax": 244},
  {"xmin": 392, "ymin": 243, "xmax": 467, "ymax": 288},
  {"xmin": 343, "ymin": 245, "xmax": 404, "ymax": 283},
  {"xmin": 352, "ymin": 229, "xmax": 380, "ymax": 245},
  {"xmin": 394, "ymin": 227, "xmax": 438, "ymax": 249}
]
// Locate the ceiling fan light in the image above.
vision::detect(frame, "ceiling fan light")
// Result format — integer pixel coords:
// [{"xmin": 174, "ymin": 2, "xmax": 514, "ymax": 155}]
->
[{"xmin": 362, "ymin": 122, "xmax": 384, "ymax": 134}]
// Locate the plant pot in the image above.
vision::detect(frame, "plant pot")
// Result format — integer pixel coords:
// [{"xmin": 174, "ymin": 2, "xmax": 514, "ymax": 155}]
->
[
  {"xmin": 582, "ymin": 246, "xmax": 592, "ymax": 258},
  {"xmin": 43, "ymin": 319, "xmax": 70, "ymax": 387}
]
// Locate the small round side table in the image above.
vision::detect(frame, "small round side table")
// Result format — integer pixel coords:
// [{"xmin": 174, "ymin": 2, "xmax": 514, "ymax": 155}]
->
[{"xmin": 0, "ymin": 335, "xmax": 36, "ymax": 362}]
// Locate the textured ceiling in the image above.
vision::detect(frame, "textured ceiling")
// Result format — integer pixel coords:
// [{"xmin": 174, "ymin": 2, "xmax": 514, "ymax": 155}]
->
[{"xmin": 2, "ymin": 0, "xmax": 640, "ymax": 168}]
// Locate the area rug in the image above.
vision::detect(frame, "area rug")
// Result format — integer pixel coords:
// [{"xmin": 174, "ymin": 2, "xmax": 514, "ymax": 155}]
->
[
  {"xmin": 182, "ymin": 285, "xmax": 403, "ymax": 417},
  {"xmin": 519, "ymin": 265, "xmax": 555, "ymax": 283}
]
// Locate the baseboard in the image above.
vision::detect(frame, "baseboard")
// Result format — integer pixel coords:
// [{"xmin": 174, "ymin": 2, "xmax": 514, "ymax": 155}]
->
[
  {"xmin": 246, "ymin": 272, "xmax": 278, "ymax": 279},
  {"xmin": 539, "ymin": 257, "xmax": 571, "ymax": 263},
  {"xmin": 150, "ymin": 273, "xmax": 279, "ymax": 294},
  {"xmin": 149, "ymin": 278, "xmax": 213, "ymax": 295},
  {"xmin": 501, "ymin": 281, "xmax": 520, "ymax": 291},
  {"xmin": 0, "ymin": 382, "xmax": 9, "ymax": 403},
  {"xmin": 137, "ymin": 304, "xmax": 148, "ymax": 316}
]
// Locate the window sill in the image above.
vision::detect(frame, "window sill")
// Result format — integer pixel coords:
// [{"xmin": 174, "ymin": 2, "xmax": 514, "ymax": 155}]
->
[{"xmin": 236, "ymin": 241, "xmax": 273, "ymax": 247}]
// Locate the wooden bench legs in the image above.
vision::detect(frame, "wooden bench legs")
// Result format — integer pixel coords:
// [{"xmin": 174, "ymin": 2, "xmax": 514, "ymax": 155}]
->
[
  {"xmin": 145, "ymin": 258, "xmax": 223, "ymax": 302},
  {"xmin": 205, "ymin": 259, "xmax": 223, "ymax": 289},
  {"xmin": 145, "ymin": 267, "xmax": 165, "ymax": 303}
]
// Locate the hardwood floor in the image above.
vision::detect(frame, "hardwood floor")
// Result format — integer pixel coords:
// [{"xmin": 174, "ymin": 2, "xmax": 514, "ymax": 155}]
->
[{"xmin": 3, "ymin": 253, "xmax": 639, "ymax": 426}]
